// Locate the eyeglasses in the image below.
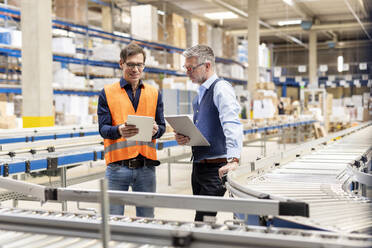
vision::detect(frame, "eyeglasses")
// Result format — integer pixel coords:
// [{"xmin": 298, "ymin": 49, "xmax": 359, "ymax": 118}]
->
[
  {"xmin": 183, "ymin": 63, "xmax": 205, "ymax": 73},
  {"xmin": 125, "ymin": 62, "xmax": 145, "ymax": 70}
]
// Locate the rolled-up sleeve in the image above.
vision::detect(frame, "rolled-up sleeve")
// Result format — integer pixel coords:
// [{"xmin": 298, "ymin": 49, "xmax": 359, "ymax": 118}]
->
[{"xmin": 213, "ymin": 81, "xmax": 243, "ymax": 159}]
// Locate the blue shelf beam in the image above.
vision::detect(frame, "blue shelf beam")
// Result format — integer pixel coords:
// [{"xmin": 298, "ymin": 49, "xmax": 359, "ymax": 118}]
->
[
  {"xmin": 0, "ymin": 87, "xmax": 101, "ymax": 96},
  {"xmin": 224, "ymin": 78, "xmax": 247, "ymax": 85},
  {"xmin": 243, "ymin": 120, "xmax": 316, "ymax": 135},
  {"xmin": 0, "ymin": 87, "xmax": 21, "ymax": 94},
  {"xmin": 89, "ymin": 0, "xmax": 122, "ymax": 10}
]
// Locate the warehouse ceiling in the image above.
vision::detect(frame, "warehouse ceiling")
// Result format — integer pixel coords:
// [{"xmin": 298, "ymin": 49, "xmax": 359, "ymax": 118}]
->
[{"xmin": 91, "ymin": 0, "xmax": 372, "ymax": 49}]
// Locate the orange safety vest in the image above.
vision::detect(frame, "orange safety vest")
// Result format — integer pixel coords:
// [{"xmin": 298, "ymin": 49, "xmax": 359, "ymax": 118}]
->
[{"xmin": 103, "ymin": 81, "xmax": 158, "ymax": 164}]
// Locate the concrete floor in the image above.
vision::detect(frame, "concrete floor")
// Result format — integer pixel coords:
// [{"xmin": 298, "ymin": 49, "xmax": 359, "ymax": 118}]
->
[{"xmin": 2, "ymin": 138, "xmax": 297, "ymax": 224}]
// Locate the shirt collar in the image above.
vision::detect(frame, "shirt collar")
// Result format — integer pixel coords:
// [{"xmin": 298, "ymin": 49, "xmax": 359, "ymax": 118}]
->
[
  {"xmin": 120, "ymin": 77, "xmax": 144, "ymax": 89},
  {"xmin": 200, "ymin": 74, "xmax": 218, "ymax": 90}
]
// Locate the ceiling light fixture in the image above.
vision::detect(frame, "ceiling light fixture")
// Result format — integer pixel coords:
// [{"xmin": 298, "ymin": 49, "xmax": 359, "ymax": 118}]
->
[
  {"xmin": 277, "ymin": 19, "xmax": 302, "ymax": 26},
  {"xmin": 337, "ymin": 56, "xmax": 344, "ymax": 72},
  {"xmin": 283, "ymin": 0, "xmax": 294, "ymax": 6},
  {"xmin": 204, "ymin": 11, "xmax": 238, "ymax": 20}
]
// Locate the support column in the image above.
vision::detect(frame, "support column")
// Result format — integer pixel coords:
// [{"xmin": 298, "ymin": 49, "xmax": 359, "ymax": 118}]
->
[
  {"xmin": 247, "ymin": 0, "xmax": 259, "ymax": 93},
  {"xmin": 21, "ymin": 0, "xmax": 54, "ymax": 127},
  {"xmin": 308, "ymin": 30, "xmax": 317, "ymax": 88},
  {"xmin": 102, "ymin": 6, "xmax": 113, "ymax": 44}
]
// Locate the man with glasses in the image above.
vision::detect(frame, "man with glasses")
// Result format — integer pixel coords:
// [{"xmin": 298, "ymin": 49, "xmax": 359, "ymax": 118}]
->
[
  {"xmin": 175, "ymin": 44, "xmax": 243, "ymax": 222},
  {"xmin": 98, "ymin": 42, "xmax": 165, "ymax": 218}
]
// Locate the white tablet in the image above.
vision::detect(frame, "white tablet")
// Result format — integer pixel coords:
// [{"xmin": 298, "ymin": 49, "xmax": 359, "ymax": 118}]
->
[
  {"xmin": 165, "ymin": 115, "xmax": 210, "ymax": 146},
  {"xmin": 126, "ymin": 115, "xmax": 154, "ymax": 142}
]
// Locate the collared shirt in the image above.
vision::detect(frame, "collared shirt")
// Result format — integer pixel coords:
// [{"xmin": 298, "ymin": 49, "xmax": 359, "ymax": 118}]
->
[
  {"xmin": 198, "ymin": 73, "xmax": 243, "ymax": 159},
  {"xmin": 98, "ymin": 78, "xmax": 166, "ymax": 140}
]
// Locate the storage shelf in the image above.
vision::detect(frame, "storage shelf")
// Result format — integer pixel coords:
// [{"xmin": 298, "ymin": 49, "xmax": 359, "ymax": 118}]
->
[
  {"xmin": 273, "ymin": 76, "xmax": 370, "ymax": 88},
  {"xmin": 0, "ymin": 6, "xmax": 249, "ymax": 90},
  {"xmin": 0, "ymin": 6, "xmax": 243, "ymax": 66}
]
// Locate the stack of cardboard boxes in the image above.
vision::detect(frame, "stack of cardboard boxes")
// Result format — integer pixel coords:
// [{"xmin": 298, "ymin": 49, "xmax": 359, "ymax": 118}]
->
[
  {"xmin": 223, "ymin": 33, "xmax": 236, "ymax": 59},
  {"xmin": 0, "ymin": 95, "xmax": 16, "ymax": 129},
  {"xmin": 252, "ymin": 82, "xmax": 278, "ymax": 122}
]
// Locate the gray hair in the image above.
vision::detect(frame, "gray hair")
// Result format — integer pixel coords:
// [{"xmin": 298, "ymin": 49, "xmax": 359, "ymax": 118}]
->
[{"xmin": 183, "ymin": 45, "xmax": 215, "ymax": 67}]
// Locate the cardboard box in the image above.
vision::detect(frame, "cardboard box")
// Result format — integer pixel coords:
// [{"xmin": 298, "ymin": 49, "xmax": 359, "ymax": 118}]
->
[
  {"xmin": 55, "ymin": 0, "xmax": 87, "ymax": 25},
  {"xmin": 0, "ymin": 115, "xmax": 16, "ymax": 129},
  {"xmin": 252, "ymin": 91, "xmax": 264, "ymax": 100},
  {"xmin": 264, "ymin": 82, "xmax": 275, "ymax": 90},
  {"xmin": 364, "ymin": 108, "xmax": 372, "ymax": 121},
  {"xmin": 223, "ymin": 33, "xmax": 236, "ymax": 58},
  {"xmin": 327, "ymin": 94, "xmax": 333, "ymax": 115},
  {"xmin": 0, "ymin": 94, "xmax": 6, "ymax": 101},
  {"xmin": 0, "ymin": 101, "xmax": 6, "ymax": 116},
  {"xmin": 0, "ymin": 101, "xmax": 14, "ymax": 116},
  {"xmin": 8, "ymin": 0, "xmax": 20, "ymax": 7},
  {"xmin": 255, "ymin": 82, "xmax": 264, "ymax": 89},
  {"xmin": 131, "ymin": 5, "xmax": 158, "ymax": 41},
  {"xmin": 93, "ymin": 115, "xmax": 98, "ymax": 124},
  {"xmin": 357, "ymin": 107, "xmax": 372, "ymax": 122},
  {"xmin": 198, "ymin": 23, "xmax": 207, "ymax": 45},
  {"xmin": 164, "ymin": 13, "xmax": 186, "ymax": 48},
  {"xmin": 211, "ymin": 27, "xmax": 223, "ymax": 57},
  {"xmin": 166, "ymin": 53, "xmax": 182, "ymax": 70}
]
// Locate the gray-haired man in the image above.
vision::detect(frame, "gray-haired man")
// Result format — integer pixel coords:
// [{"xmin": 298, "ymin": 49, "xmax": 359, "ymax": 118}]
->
[{"xmin": 175, "ymin": 44, "xmax": 243, "ymax": 222}]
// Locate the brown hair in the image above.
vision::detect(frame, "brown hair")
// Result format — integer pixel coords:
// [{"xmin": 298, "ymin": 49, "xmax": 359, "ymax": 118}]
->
[{"xmin": 120, "ymin": 42, "xmax": 146, "ymax": 63}]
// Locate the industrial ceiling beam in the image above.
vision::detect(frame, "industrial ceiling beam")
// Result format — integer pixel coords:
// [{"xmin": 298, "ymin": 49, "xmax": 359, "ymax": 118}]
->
[
  {"xmin": 204, "ymin": 0, "xmax": 307, "ymax": 47},
  {"xmin": 273, "ymin": 39, "xmax": 372, "ymax": 52},
  {"xmin": 226, "ymin": 22, "xmax": 372, "ymax": 36},
  {"xmin": 282, "ymin": 0, "xmax": 313, "ymax": 19},
  {"xmin": 344, "ymin": 0, "xmax": 372, "ymax": 40},
  {"xmin": 356, "ymin": 0, "xmax": 368, "ymax": 18}
]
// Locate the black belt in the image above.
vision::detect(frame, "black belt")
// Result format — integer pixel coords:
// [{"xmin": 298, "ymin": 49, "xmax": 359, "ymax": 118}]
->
[
  {"xmin": 198, "ymin": 158, "xmax": 227, "ymax": 164},
  {"xmin": 114, "ymin": 158, "xmax": 161, "ymax": 169},
  {"xmin": 120, "ymin": 158, "xmax": 144, "ymax": 169}
]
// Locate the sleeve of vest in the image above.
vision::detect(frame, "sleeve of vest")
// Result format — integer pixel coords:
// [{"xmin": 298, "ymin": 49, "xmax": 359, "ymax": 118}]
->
[{"xmin": 98, "ymin": 89, "xmax": 121, "ymax": 140}]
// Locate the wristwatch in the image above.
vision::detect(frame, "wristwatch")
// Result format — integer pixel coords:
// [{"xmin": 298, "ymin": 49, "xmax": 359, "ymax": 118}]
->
[{"xmin": 227, "ymin": 157, "xmax": 239, "ymax": 163}]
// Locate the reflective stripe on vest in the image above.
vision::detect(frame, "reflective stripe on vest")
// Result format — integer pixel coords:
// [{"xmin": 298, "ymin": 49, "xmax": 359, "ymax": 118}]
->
[
  {"xmin": 103, "ymin": 81, "xmax": 158, "ymax": 164},
  {"xmin": 104, "ymin": 140, "xmax": 156, "ymax": 154}
]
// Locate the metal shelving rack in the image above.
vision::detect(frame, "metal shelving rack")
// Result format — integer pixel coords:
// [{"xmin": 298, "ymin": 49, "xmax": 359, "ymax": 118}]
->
[
  {"xmin": 0, "ymin": 4, "xmax": 248, "ymax": 98},
  {"xmin": 273, "ymin": 73, "xmax": 371, "ymax": 97}
]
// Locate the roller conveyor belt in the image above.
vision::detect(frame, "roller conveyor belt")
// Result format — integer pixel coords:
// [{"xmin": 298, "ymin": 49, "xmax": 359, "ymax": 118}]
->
[
  {"xmin": 0, "ymin": 119, "xmax": 317, "ymax": 177},
  {"xmin": 0, "ymin": 120, "xmax": 316, "ymax": 146},
  {"xmin": 0, "ymin": 135, "xmax": 181, "ymax": 177},
  {"xmin": 0, "ymin": 207, "xmax": 370, "ymax": 248},
  {"xmin": 228, "ymin": 122, "xmax": 372, "ymax": 234},
  {"xmin": 0, "ymin": 125, "xmax": 99, "ymax": 144}
]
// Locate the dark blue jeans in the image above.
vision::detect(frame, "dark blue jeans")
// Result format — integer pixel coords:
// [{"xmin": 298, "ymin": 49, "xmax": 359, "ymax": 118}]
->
[
  {"xmin": 192, "ymin": 162, "xmax": 227, "ymax": 222},
  {"xmin": 105, "ymin": 163, "xmax": 156, "ymax": 218}
]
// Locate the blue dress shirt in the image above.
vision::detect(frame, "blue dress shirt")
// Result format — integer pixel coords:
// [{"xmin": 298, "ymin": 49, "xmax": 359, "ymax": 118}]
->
[
  {"xmin": 198, "ymin": 74, "xmax": 243, "ymax": 159},
  {"xmin": 98, "ymin": 78, "xmax": 166, "ymax": 140}
]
